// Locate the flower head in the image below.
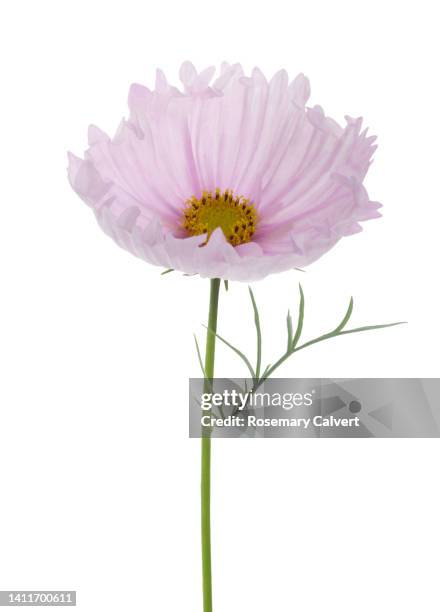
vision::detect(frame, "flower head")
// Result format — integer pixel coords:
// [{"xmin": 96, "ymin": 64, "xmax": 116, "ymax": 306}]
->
[{"xmin": 68, "ymin": 62, "xmax": 381, "ymax": 281}]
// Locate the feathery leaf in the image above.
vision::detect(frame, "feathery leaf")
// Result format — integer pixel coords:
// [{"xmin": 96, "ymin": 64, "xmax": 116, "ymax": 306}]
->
[
  {"xmin": 286, "ymin": 310, "xmax": 293, "ymax": 351},
  {"xmin": 248, "ymin": 287, "xmax": 262, "ymax": 380},
  {"xmin": 204, "ymin": 325, "xmax": 256, "ymax": 380},
  {"xmin": 193, "ymin": 334, "xmax": 206, "ymax": 377},
  {"xmin": 332, "ymin": 297, "xmax": 354, "ymax": 334},
  {"xmin": 291, "ymin": 284, "xmax": 305, "ymax": 350}
]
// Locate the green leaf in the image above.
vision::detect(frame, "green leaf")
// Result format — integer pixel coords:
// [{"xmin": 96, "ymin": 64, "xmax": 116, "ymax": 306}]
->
[
  {"xmin": 296, "ymin": 321, "xmax": 407, "ymax": 353},
  {"xmin": 248, "ymin": 287, "xmax": 262, "ymax": 380},
  {"xmin": 161, "ymin": 268, "xmax": 174, "ymax": 276},
  {"xmin": 291, "ymin": 284, "xmax": 305, "ymax": 350},
  {"xmin": 260, "ymin": 363, "xmax": 272, "ymax": 380},
  {"xmin": 224, "ymin": 280, "xmax": 229, "ymax": 292},
  {"xmin": 193, "ymin": 334, "xmax": 206, "ymax": 377},
  {"xmin": 332, "ymin": 297, "xmax": 354, "ymax": 334},
  {"xmin": 204, "ymin": 325, "xmax": 256, "ymax": 380},
  {"xmin": 286, "ymin": 310, "xmax": 293, "ymax": 351},
  {"xmin": 338, "ymin": 321, "xmax": 407, "ymax": 336}
]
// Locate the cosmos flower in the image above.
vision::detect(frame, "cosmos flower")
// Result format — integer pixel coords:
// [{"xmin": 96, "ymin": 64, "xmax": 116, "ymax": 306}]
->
[{"xmin": 68, "ymin": 62, "xmax": 381, "ymax": 281}]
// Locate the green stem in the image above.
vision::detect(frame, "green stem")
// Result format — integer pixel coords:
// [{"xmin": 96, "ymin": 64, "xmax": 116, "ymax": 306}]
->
[{"xmin": 201, "ymin": 278, "xmax": 221, "ymax": 612}]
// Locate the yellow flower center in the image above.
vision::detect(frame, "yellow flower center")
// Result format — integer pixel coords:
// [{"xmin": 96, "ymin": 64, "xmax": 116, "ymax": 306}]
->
[{"xmin": 182, "ymin": 189, "xmax": 258, "ymax": 246}]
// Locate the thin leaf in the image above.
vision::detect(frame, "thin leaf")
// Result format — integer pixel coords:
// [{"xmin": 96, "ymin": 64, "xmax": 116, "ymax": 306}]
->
[
  {"xmin": 204, "ymin": 325, "xmax": 256, "ymax": 380},
  {"xmin": 224, "ymin": 280, "xmax": 229, "ymax": 292},
  {"xmin": 332, "ymin": 297, "xmax": 354, "ymax": 334},
  {"xmin": 193, "ymin": 334, "xmax": 206, "ymax": 377},
  {"xmin": 248, "ymin": 287, "xmax": 262, "ymax": 380},
  {"xmin": 291, "ymin": 284, "xmax": 305, "ymax": 350},
  {"xmin": 161, "ymin": 268, "xmax": 174, "ymax": 276},
  {"xmin": 260, "ymin": 363, "xmax": 272, "ymax": 379},
  {"xmin": 263, "ymin": 320, "xmax": 406, "ymax": 381},
  {"xmin": 338, "ymin": 321, "xmax": 407, "ymax": 336},
  {"xmin": 286, "ymin": 310, "xmax": 293, "ymax": 351},
  {"xmin": 296, "ymin": 321, "xmax": 407, "ymax": 353}
]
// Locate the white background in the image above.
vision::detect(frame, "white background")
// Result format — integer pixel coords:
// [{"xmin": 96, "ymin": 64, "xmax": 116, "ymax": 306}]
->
[{"xmin": 1, "ymin": 1, "xmax": 439, "ymax": 610}]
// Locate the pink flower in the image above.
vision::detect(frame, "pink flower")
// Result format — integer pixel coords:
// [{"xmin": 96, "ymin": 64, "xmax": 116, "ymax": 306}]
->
[{"xmin": 68, "ymin": 62, "xmax": 381, "ymax": 281}]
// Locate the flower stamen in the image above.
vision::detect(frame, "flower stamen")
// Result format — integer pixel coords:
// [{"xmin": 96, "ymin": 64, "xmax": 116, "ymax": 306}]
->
[{"xmin": 182, "ymin": 189, "xmax": 258, "ymax": 246}]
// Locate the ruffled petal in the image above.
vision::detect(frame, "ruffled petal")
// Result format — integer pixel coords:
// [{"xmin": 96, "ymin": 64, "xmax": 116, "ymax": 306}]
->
[{"xmin": 68, "ymin": 63, "xmax": 381, "ymax": 281}]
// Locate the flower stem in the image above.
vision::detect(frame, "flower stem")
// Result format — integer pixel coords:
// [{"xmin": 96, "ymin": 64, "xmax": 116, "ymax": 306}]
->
[{"xmin": 201, "ymin": 278, "xmax": 221, "ymax": 612}]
